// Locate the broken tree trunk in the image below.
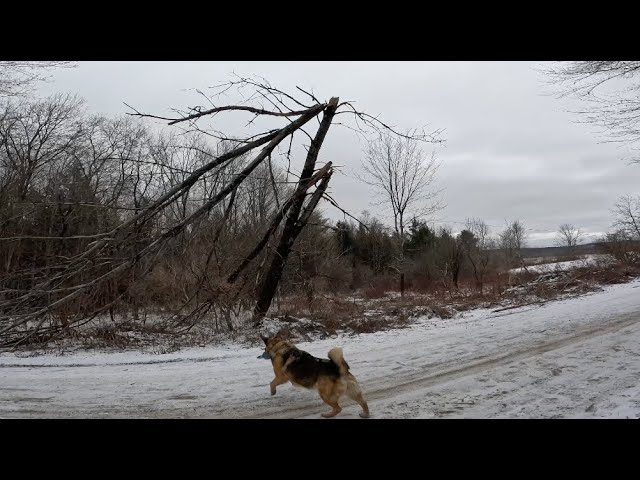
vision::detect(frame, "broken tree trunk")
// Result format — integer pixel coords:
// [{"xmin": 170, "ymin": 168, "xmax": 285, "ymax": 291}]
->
[
  {"xmin": 252, "ymin": 97, "xmax": 339, "ymax": 323},
  {"xmin": 0, "ymin": 103, "xmax": 325, "ymax": 347},
  {"xmin": 226, "ymin": 163, "xmax": 331, "ymax": 285},
  {"xmin": 252, "ymin": 165, "xmax": 333, "ymax": 323}
]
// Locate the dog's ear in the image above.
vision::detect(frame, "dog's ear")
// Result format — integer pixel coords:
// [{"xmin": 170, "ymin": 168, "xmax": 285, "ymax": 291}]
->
[{"xmin": 260, "ymin": 334, "xmax": 269, "ymax": 344}]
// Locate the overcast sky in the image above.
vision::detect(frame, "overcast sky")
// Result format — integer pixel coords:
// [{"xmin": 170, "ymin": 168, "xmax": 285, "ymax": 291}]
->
[{"xmin": 37, "ymin": 61, "xmax": 640, "ymax": 247}]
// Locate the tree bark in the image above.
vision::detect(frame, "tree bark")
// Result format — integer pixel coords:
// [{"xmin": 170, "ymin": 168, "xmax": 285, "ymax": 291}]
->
[
  {"xmin": 226, "ymin": 164, "xmax": 331, "ymax": 284},
  {"xmin": 251, "ymin": 99, "xmax": 339, "ymax": 322},
  {"xmin": 253, "ymin": 165, "xmax": 334, "ymax": 322}
]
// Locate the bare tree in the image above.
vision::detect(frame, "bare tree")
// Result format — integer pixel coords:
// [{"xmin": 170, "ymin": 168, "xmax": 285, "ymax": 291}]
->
[
  {"xmin": 0, "ymin": 93, "xmax": 85, "ymax": 199},
  {"xmin": 499, "ymin": 219, "xmax": 527, "ymax": 269},
  {"xmin": 543, "ymin": 61, "xmax": 640, "ymax": 160},
  {"xmin": 556, "ymin": 223, "xmax": 583, "ymax": 249},
  {"xmin": 359, "ymin": 130, "xmax": 443, "ymax": 296},
  {"xmin": 598, "ymin": 229, "xmax": 639, "ymax": 265},
  {"xmin": 612, "ymin": 194, "xmax": 640, "ymax": 239},
  {"xmin": 463, "ymin": 218, "xmax": 495, "ymax": 293},
  {"xmin": 0, "ymin": 75, "xmax": 438, "ymax": 347},
  {"xmin": 434, "ymin": 227, "xmax": 463, "ymax": 291},
  {"xmin": 0, "ymin": 62, "xmax": 75, "ymax": 98}
]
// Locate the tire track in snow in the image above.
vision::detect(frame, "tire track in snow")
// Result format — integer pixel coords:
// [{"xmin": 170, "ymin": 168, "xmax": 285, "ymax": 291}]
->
[{"xmin": 237, "ymin": 311, "xmax": 640, "ymax": 418}]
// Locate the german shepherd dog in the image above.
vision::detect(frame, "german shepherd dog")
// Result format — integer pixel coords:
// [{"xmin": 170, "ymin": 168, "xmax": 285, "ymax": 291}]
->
[{"xmin": 260, "ymin": 334, "xmax": 370, "ymax": 418}]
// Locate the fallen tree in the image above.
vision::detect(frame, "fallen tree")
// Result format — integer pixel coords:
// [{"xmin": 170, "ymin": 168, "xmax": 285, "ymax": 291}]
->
[{"xmin": 0, "ymin": 75, "xmax": 442, "ymax": 348}]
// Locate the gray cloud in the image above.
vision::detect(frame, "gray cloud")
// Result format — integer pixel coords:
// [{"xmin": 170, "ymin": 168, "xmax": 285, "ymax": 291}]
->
[{"xmin": 37, "ymin": 61, "xmax": 640, "ymax": 247}]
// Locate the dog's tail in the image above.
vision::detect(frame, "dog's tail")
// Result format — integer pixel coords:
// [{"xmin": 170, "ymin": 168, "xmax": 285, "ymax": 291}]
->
[{"xmin": 328, "ymin": 347, "xmax": 350, "ymax": 375}]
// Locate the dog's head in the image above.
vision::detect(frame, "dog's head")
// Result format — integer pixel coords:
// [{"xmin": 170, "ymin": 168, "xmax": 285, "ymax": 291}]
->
[{"xmin": 258, "ymin": 334, "xmax": 291, "ymax": 359}]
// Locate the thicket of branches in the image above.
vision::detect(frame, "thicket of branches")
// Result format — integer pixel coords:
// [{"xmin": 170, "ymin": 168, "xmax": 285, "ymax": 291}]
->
[
  {"xmin": 336, "ymin": 215, "xmax": 520, "ymax": 293},
  {"xmin": 5, "ymin": 68, "xmax": 637, "ymax": 351},
  {"xmin": 544, "ymin": 61, "xmax": 640, "ymax": 160},
  {"xmin": 0, "ymin": 76, "xmax": 446, "ymax": 347},
  {"xmin": 545, "ymin": 62, "xmax": 640, "ymax": 265},
  {"xmin": 0, "ymin": 61, "xmax": 75, "ymax": 98}
]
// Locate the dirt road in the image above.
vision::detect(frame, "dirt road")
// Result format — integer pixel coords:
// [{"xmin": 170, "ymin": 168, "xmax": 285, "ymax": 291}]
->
[{"xmin": 2, "ymin": 280, "xmax": 640, "ymax": 418}]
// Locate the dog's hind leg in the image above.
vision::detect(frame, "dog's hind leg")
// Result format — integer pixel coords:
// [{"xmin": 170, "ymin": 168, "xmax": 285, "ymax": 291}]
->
[
  {"xmin": 320, "ymin": 399, "xmax": 342, "ymax": 418},
  {"xmin": 318, "ymin": 388, "xmax": 342, "ymax": 418},
  {"xmin": 346, "ymin": 378, "xmax": 370, "ymax": 418}
]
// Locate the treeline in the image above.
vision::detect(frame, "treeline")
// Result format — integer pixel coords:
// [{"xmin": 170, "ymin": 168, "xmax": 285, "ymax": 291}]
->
[
  {"xmin": 332, "ymin": 216, "xmax": 526, "ymax": 295},
  {"xmin": 2, "ymin": 93, "xmax": 638, "ymax": 343},
  {"xmin": 0, "ymin": 95, "xmax": 532, "ymax": 324},
  {"xmin": 0, "ymin": 94, "xmax": 299, "ymax": 327}
]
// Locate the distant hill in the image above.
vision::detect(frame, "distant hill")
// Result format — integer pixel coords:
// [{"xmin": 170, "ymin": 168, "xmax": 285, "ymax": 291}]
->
[{"xmin": 520, "ymin": 243, "xmax": 599, "ymax": 259}]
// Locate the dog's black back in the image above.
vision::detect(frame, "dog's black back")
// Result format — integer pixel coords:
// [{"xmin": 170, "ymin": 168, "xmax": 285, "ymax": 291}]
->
[{"xmin": 280, "ymin": 348, "xmax": 340, "ymax": 388}]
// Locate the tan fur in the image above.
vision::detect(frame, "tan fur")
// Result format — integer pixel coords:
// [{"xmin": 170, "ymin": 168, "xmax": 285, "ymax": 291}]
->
[{"xmin": 262, "ymin": 336, "xmax": 370, "ymax": 418}]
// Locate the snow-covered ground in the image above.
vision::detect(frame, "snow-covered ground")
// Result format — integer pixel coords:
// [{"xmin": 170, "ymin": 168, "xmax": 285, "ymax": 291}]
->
[
  {"xmin": 2, "ymin": 278, "xmax": 640, "ymax": 419},
  {"xmin": 509, "ymin": 254, "xmax": 610, "ymax": 275}
]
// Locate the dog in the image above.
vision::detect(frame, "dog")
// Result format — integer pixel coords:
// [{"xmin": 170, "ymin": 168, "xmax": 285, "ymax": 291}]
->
[{"xmin": 259, "ymin": 334, "xmax": 370, "ymax": 418}]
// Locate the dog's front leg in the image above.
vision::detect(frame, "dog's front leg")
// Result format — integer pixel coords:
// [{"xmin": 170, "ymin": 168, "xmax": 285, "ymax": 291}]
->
[{"xmin": 270, "ymin": 375, "xmax": 288, "ymax": 395}]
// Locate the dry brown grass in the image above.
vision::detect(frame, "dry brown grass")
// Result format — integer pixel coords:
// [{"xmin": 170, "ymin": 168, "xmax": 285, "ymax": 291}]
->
[
  {"xmin": 303, "ymin": 260, "xmax": 637, "ymax": 338},
  {"xmin": 12, "ymin": 258, "xmax": 640, "ymax": 353},
  {"xmin": 259, "ymin": 259, "xmax": 640, "ymax": 344},
  {"xmin": 362, "ymin": 284, "xmax": 388, "ymax": 299}
]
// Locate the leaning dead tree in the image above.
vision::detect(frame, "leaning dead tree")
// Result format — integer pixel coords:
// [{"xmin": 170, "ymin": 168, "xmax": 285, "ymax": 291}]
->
[{"xmin": 0, "ymin": 76, "xmax": 440, "ymax": 347}]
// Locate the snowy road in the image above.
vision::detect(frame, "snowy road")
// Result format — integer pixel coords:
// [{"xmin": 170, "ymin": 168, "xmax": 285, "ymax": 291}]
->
[{"xmin": 2, "ymin": 279, "xmax": 640, "ymax": 418}]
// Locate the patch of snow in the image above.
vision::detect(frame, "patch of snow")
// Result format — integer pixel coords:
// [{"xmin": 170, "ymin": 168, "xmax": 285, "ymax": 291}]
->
[
  {"xmin": 2, "ymin": 278, "xmax": 640, "ymax": 418},
  {"xmin": 509, "ymin": 254, "xmax": 613, "ymax": 275}
]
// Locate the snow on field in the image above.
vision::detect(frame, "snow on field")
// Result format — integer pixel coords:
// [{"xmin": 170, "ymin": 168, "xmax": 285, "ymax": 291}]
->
[
  {"xmin": 509, "ymin": 254, "xmax": 611, "ymax": 275},
  {"xmin": 1, "ymin": 277, "xmax": 640, "ymax": 419}
]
